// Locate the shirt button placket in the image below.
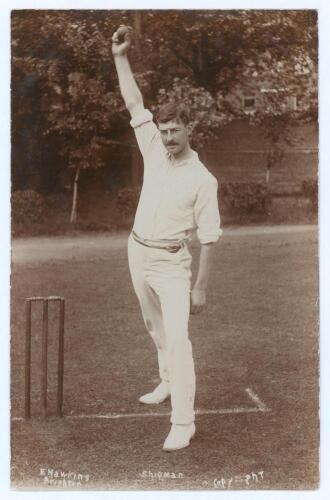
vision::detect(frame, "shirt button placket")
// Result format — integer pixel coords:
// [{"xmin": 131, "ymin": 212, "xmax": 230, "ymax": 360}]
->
[{"xmin": 151, "ymin": 165, "xmax": 172, "ymax": 239}]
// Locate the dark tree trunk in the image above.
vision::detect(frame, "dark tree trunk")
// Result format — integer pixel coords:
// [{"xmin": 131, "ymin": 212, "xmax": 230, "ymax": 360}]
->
[{"xmin": 70, "ymin": 166, "xmax": 81, "ymax": 224}]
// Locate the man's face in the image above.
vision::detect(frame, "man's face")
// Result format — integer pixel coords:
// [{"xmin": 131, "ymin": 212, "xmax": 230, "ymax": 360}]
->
[{"xmin": 158, "ymin": 119, "xmax": 190, "ymax": 157}]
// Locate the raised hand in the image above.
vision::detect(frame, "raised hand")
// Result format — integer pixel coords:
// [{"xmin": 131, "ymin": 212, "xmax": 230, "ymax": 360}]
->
[{"xmin": 112, "ymin": 25, "xmax": 133, "ymax": 57}]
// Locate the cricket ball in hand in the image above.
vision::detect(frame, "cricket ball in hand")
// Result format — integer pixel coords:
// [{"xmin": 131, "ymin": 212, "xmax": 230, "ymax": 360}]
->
[{"xmin": 115, "ymin": 25, "xmax": 133, "ymax": 44}]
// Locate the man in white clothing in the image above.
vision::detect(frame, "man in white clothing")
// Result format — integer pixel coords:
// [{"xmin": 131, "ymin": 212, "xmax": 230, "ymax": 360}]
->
[{"xmin": 112, "ymin": 26, "xmax": 222, "ymax": 451}]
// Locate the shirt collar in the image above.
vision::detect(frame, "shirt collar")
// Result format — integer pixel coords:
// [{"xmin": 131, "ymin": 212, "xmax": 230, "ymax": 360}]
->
[{"xmin": 166, "ymin": 149, "xmax": 199, "ymax": 167}]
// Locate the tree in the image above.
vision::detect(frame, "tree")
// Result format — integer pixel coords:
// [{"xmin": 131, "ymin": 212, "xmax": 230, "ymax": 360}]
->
[
  {"xmin": 12, "ymin": 10, "xmax": 128, "ymax": 223},
  {"xmin": 151, "ymin": 10, "xmax": 317, "ymax": 184},
  {"xmin": 154, "ymin": 77, "xmax": 234, "ymax": 153},
  {"xmin": 138, "ymin": 10, "xmax": 317, "ymax": 92},
  {"xmin": 223, "ymin": 26, "xmax": 317, "ymax": 184},
  {"xmin": 12, "ymin": 9, "xmax": 317, "ymax": 222}
]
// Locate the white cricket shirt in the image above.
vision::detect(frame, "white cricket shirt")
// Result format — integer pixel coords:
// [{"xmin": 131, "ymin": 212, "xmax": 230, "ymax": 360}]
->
[{"xmin": 130, "ymin": 108, "xmax": 222, "ymax": 244}]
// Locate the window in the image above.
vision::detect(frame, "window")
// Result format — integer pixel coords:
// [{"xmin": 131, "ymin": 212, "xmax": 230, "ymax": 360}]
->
[
  {"xmin": 287, "ymin": 95, "xmax": 297, "ymax": 111},
  {"xmin": 242, "ymin": 96, "xmax": 256, "ymax": 110}
]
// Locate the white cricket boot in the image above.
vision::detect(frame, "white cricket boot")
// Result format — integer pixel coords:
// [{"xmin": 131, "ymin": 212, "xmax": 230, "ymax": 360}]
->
[
  {"xmin": 138, "ymin": 381, "xmax": 171, "ymax": 405},
  {"xmin": 162, "ymin": 423, "xmax": 196, "ymax": 451}
]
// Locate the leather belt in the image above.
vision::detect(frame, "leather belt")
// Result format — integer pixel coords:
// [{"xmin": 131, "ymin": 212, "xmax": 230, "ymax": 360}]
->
[{"xmin": 131, "ymin": 231, "xmax": 186, "ymax": 253}]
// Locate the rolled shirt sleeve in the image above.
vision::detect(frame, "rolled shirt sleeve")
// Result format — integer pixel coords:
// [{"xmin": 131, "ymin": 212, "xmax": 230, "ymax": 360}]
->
[
  {"xmin": 130, "ymin": 108, "xmax": 162, "ymax": 161},
  {"xmin": 194, "ymin": 176, "xmax": 222, "ymax": 244}
]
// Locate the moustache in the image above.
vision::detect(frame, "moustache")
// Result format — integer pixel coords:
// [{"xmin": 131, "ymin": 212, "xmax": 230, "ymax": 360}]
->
[{"xmin": 167, "ymin": 143, "xmax": 178, "ymax": 146}]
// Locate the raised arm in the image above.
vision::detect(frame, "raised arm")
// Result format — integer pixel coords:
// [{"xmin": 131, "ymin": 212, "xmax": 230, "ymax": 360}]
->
[{"xmin": 112, "ymin": 26, "xmax": 144, "ymax": 117}]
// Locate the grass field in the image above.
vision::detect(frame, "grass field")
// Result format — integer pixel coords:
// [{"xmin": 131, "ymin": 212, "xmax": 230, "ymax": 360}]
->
[{"xmin": 10, "ymin": 226, "xmax": 319, "ymax": 491}]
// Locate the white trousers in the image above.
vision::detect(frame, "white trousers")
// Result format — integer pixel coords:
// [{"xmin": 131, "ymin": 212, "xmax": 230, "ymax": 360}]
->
[{"xmin": 127, "ymin": 233, "xmax": 196, "ymax": 425}]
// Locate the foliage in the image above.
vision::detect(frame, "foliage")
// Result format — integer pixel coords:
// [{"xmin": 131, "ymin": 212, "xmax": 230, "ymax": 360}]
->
[
  {"xmin": 154, "ymin": 77, "xmax": 234, "ymax": 148},
  {"xmin": 11, "ymin": 10, "xmax": 318, "ymax": 219},
  {"xmin": 114, "ymin": 187, "xmax": 141, "ymax": 224},
  {"xmin": 301, "ymin": 179, "xmax": 318, "ymax": 211},
  {"xmin": 12, "ymin": 10, "xmax": 317, "ymax": 153},
  {"xmin": 12, "ymin": 190, "xmax": 46, "ymax": 224},
  {"xmin": 141, "ymin": 10, "xmax": 317, "ymax": 92},
  {"xmin": 148, "ymin": 11, "xmax": 317, "ymax": 169},
  {"xmin": 12, "ymin": 11, "xmax": 128, "ymax": 174},
  {"xmin": 219, "ymin": 14, "xmax": 318, "ymax": 179},
  {"xmin": 220, "ymin": 182, "xmax": 272, "ymax": 215}
]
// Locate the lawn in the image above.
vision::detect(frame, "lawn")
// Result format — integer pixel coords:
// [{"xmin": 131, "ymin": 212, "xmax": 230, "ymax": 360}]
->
[{"xmin": 10, "ymin": 227, "xmax": 319, "ymax": 491}]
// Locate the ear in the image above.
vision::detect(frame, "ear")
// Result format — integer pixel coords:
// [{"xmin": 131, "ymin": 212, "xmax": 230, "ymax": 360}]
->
[{"xmin": 186, "ymin": 122, "xmax": 195, "ymax": 136}]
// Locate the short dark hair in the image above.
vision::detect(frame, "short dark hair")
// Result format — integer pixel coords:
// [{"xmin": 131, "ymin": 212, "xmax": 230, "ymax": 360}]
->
[{"xmin": 156, "ymin": 102, "xmax": 190, "ymax": 126}]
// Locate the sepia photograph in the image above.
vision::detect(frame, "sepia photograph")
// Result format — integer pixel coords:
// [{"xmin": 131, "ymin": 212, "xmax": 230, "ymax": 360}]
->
[{"xmin": 4, "ymin": 2, "xmax": 325, "ymax": 494}]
